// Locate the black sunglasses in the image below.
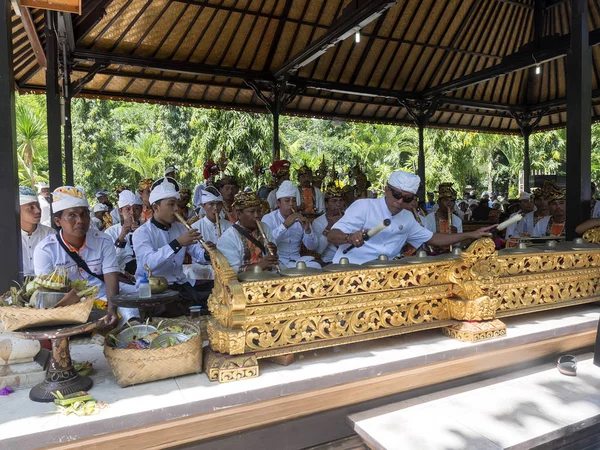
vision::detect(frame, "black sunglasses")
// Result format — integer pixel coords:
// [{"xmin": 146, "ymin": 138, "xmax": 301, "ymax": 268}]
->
[{"xmin": 388, "ymin": 185, "xmax": 415, "ymax": 203}]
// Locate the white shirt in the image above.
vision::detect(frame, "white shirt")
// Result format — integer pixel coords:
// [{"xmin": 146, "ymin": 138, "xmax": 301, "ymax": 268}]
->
[
  {"xmin": 421, "ymin": 212, "xmax": 463, "ymax": 234},
  {"xmin": 332, "ymin": 197, "xmax": 434, "ymax": 265},
  {"xmin": 532, "ymin": 216, "xmax": 565, "ymax": 237},
  {"xmin": 262, "ymin": 210, "xmax": 319, "ymax": 267},
  {"xmin": 192, "ymin": 215, "xmax": 233, "ymax": 246},
  {"xmin": 593, "ymin": 201, "xmax": 600, "ymax": 219},
  {"xmin": 110, "ymin": 209, "xmax": 121, "ymax": 226},
  {"xmin": 505, "ymin": 211, "xmax": 535, "ymax": 238},
  {"xmin": 91, "ymin": 217, "xmax": 106, "ymax": 231},
  {"xmin": 21, "ymin": 224, "xmax": 56, "ymax": 277},
  {"xmin": 133, "ymin": 219, "xmax": 207, "ymax": 285},
  {"xmin": 34, "ymin": 229, "xmax": 120, "ymax": 299},
  {"xmin": 217, "ymin": 222, "xmax": 274, "ymax": 273},
  {"xmin": 104, "ymin": 223, "xmax": 135, "ymax": 271},
  {"xmin": 312, "ymin": 213, "xmax": 337, "ymax": 263},
  {"xmin": 38, "ymin": 195, "xmax": 51, "ymax": 227}
]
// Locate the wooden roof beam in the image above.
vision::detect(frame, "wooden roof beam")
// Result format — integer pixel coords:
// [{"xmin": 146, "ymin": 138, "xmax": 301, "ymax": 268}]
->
[
  {"xmin": 424, "ymin": 30, "xmax": 600, "ymax": 97},
  {"xmin": 17, "ymin": 6, "xmax": 46, "ymax": 68},
  {"xmin": 72, "ymin": 48, "xmax": 274, "ymax": 81},
  {"xmin": 291, "ymin": 76, "xmax": 525, "ymax": 113},
  {"xmin": 273, "ymin": 0, "xmax": 399, "ymax": 78},
  {"xmin": 496, "ymin": 0, "xmax": 534, "ymax": 9}
]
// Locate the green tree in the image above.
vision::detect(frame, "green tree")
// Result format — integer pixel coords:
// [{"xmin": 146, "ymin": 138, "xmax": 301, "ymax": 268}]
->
[
  {"xmin": 115, "ymin": 133, "xmax": 166, "ymax": 178},
  {"xmin": 15, "ymin": 95, "xmax": 48, "ymax": 187}
]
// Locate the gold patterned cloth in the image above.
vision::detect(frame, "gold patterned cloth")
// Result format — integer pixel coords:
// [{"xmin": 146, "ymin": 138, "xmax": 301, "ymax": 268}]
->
[{"xmin": 233, "ymin": 191, "xmax": 262, "ymax": 210}]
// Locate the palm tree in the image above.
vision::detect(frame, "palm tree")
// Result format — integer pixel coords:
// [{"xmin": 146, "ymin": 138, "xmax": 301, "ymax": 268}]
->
[
  {"xmin": 15, "ymin": 102, "xmax": 47, "ymax": 188},
  {"xmin": 116, "ymin": 133, "xmax": 166, "ymax": 178}
]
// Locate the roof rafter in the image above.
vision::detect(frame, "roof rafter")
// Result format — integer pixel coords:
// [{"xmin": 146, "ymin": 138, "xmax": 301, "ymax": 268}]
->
[
  {"xmin": 72, "ymin": 48, "xmax": 274, "ymax": 81},
  {"xmin": 18, "ymin": 6, "xmax": 46, "ymax": 68},
  {"xmin": 273, "ymin": 0, "xmax": 399, "ymax": 78},
  {"xmin": 424, "ymin": 29, "xmax": 600, "ymax": 97}
]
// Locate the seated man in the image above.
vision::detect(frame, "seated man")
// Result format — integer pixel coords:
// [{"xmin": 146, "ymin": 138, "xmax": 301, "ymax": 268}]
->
[
  {"xmin": 138, "ymin": 178, "xmax": 154, "ymax": 224},
  {"xmin": 312, "ymin": 186, "xmax": 346, "ymax": 264},
  {"xmin": 328, "ymin": 171, "xmax": 493, "ymax": 265},
  {"xmin": 33, "ymin": 186, "xmax": 119, "ymax": 326},
  {"xmin": 532, "ymin": 183, "xmax": 566, "ymax": 238},
  {"xmin": 193, "ymin": 186, "xmax": 232, "ymax": 245},
  {"xmin": 19, "ymin": 186, "xmax": 55, "ymax": 278},
  {"xmin": 218, "ymin": 176, "xmax": 240, "ymax": 223},
  {"xmin": 505, "ymin": 192, "xmax": 535, "ymax": 239},
  {"xmin": 217, "ymin": 191, "xmax": 279, "ymax": 273},
  {"xmin": 422, "ymin": 183, "xmax": 463, "ymax": 254},
  {"xmin": 91, "ymin": 203, "xmax": 108, "ymax": 231},
  {"xmin": 105, "ymin": 190, "xmax": 141, "ymax": 275},
  {"xmin": 133, "ymin": 178, "xmax": 214, "ymax": 315},
  {"xmin": 262, "ymin": 181, "xmax": 320, "ymax": 269}
]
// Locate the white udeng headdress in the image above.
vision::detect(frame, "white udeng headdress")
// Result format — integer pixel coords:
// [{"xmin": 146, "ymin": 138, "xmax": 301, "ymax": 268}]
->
[
  {"xmin": 388, "ymin": 170, "xmax": 420, "ymax": 195},
  {"xmin": 276, "ymin": 180, "xmax": 298, "ymax": 199},
  {"xmin": 118, "ymin": 190, "xmax": 137, "ymax": 208},
  {"xmin": 52, "ymin": 186, "xmax": 89, "ymax": 213},
  {"xmin": 149, "ymin": 177, "xmax": 180, "ymax": 204}
]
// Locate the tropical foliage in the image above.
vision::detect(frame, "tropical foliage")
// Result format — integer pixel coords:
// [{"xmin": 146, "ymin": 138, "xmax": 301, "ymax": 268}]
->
[{"xmin": 12, "ymin": 93, "xmax": 595, "ymax": 201}]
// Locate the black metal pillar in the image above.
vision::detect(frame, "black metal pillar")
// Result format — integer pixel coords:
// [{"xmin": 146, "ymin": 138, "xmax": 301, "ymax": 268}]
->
[
  {"xmin": 0, "ymin": 0, "xmax": 22, "ymax": 289},
  {"xmin": 46, "ymin": 11, "xmax": 63, "ymax": 189},
  {"xmin": 522, "ymin": 127, "xmax": 531, "ymax": 192},
  {"xmin": 566, "ymin": 0, "xmax": 592, "ymax": 240},
  {"xmin": 64, "ymin": 61, "xmax": 74, "ymax": 185},
  {"xmin": 417, "ymin": 123, "xmax": 426, "ymax": 199},
  {"xmin": 272, "ymin": 98, "xmax": 281, "ymax": 161}
]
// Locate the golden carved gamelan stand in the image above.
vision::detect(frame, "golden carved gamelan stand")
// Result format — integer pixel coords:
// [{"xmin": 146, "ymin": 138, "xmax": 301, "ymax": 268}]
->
[{"xmin": 205, "ymin": 236, "xmax": 600, "ymax": 382}]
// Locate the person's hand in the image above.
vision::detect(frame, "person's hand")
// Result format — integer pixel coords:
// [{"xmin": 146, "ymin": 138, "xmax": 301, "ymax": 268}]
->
[
  {"xmin": 257, "ymin": 255, "xmax": 279, "ymax": 270},
  {"xmin": 301, "ymin": 218, "xmax": 311, "ymax": 233},
  {"xmin": 348, "ymin": 230, "xmax": 366, "ymax": 247},
  {"xmin": 203, "ymin": 241, "xmax": 217, "ymax": 251},
  {"xmin": 283, "ymin": 212, "xmax": 303, "ymax": 229},
  {"xmin": 102, "ymin": 305, "xmax": 119, "ymax": 329},
  {"xmin": 120, "ymin": 218, "xmax": 132, "ymax": 238},
  {"xmin": 177, "ymin": 229, "xmax": 203, "ymax": 247},
  {"xmin": 469, "ymin": 225, "xmax": 496, "ymax": 240},
  {"xmin": 266, "ymin": 242, "xmax": 278, "ymax": 256}
]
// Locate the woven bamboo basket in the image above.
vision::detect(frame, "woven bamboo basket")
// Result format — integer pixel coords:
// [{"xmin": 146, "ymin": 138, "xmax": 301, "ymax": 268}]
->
[
  {"xmin": 0, "ymin": 298, "xmax": 94, "ymax": 332},
  {"xmin": 104, "ymin": 319, "xmax": 202, "ymax": 387}
]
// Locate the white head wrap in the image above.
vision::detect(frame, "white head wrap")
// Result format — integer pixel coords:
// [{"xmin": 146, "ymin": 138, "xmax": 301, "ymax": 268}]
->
[
  {"xmin": 149, "ymin": 177, "xmax": 180, "ymax": 204},
  {"xmin": 52, "ymin": 186, "xmax": 89, "ymax": 213},
  {"xmin": 118, "ymin": 190, "xmax": 137, "ymax": 208},
  {"xmin": 519, "ymin": 192, "xmax": 532, "ymax": 201},
  {"xmin": 35, "ymin": 182, "xmax": 49, "ymax": 193},
  {"xmin": 276, "ymin": 180, "xmax": 298, "ymax": 199},
  {"xmin": 95, "ymin": 190, "xmax": 108, "ymax": 199},
  {"xmin": 19, "ymin": 186, "xmax": 39, "ymax": 206},
  {"xmin": 134, "ymin": 193, "xmax": 144, "ymax": 206},
  {"xmin": 93, "ymin": 203, "xmax": 108, "ymax": 213},
  {"xmin": 200, "ymin": 188, "xmax": 223, "ymax": 204},
  {"xmin": 387, "ymin": 170, "xmax": 420, "ymax": 195},
  {"xmin": 481, "ymin": 191, "xmax": 490, "ymax": 198},
  {"xmin": 164, "ymin": 166, "xmax": 177, "ymax": 176}
]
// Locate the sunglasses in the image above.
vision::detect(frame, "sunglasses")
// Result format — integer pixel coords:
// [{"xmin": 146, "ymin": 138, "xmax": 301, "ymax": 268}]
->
[{"xmin": 388, "ymin": 185, "xmax": 415, "ymax": 203}]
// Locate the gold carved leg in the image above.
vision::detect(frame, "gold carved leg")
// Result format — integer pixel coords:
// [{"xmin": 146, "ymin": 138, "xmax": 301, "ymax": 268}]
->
[
  {"xmin": 443, "ymin": 319, "xmax": 506, "ymax": 342},
  {"xmin": 444, "ymin": 295, "xmax": 505, "ymax": 342},
  {"xmin": 203, "ymin": 347, "xmax": 259, "ymax": 383}
]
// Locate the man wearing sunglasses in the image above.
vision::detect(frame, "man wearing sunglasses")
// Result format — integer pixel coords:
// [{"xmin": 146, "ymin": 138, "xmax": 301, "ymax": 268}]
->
[{"xmin": 327, "ymin": 171, "xmax": 494, "ymax": 265}]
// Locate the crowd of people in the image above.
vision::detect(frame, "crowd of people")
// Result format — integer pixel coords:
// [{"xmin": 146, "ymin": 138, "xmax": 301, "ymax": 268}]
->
[{"xmin": 17, "ymin": 159, "xmax": 596, "ymax": 327}]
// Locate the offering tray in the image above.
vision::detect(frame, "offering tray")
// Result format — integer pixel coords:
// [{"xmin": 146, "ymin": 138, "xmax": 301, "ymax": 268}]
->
[
  {"xmin": 108, "ymin": 289, "xmax": 179, "ymax": 320},
  {"xmin": 13, "ymin": 317, "xmax": 103, "ymax": 403}
]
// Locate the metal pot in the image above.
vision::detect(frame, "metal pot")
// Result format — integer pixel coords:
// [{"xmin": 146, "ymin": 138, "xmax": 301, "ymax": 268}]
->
[{"xmin": 144, "ymin": 265, "xmax": 168, "ymax": 294}]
